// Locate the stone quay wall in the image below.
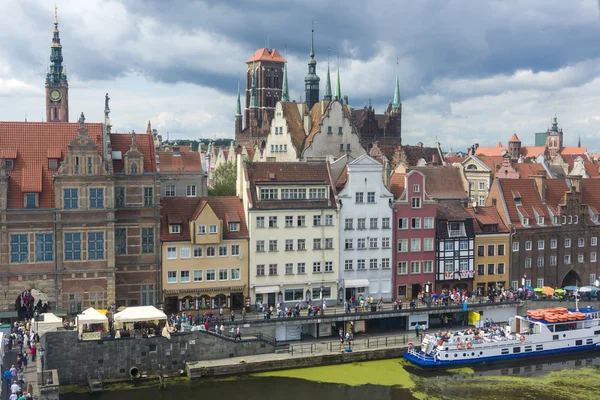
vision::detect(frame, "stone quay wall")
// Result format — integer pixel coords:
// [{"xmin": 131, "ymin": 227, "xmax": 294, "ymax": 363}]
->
[{"xmin": 41, "ymin": 330, "xmax": 275, "ymax": 384}]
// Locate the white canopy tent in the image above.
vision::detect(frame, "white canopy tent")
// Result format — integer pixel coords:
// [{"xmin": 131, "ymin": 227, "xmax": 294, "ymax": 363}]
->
[
  {"xmin": 114, "ymin": 306, "xmax": 167, "ymax": 323},
  {"xmin": 77, "ymin": 308, "xmax": 109, "ymax": 325},
  {"xmin": 0, "ymin": 332, "xmax": 5, "ymax": 367},
  {"xmin": 32, "ymin": 313, "xmax": 63, "ymax": 337}
]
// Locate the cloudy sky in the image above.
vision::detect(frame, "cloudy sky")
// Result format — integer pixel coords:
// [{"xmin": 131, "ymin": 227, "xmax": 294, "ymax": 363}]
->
[{"xmin": 2, "ymin": 0, "xmax": 600, "ymax": 152}]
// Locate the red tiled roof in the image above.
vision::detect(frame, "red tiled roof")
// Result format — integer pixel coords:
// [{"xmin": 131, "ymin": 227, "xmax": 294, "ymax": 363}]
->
[
  {"xmin": 281, "ymin": 102, "xmax": 306, "ymax": 157},
  {"xmin": 412, "ymin": 166, "xmax": 468, "ymax": 200},
  {"xmin": 110, "ymin": 133, "xmax": 156, "ymax": 173},
  {"xmin": 160, "ymin": 196, "xmax": 248, "ymax": 242},
  {"xmin": 246, "ymin": 48, "xmax": 285, "ymax": 63},
  {"xmin": 389, "ymin": 172, "xmax": 405, "ymax": 198},
  {"xmin": 473, "ymin": 146, "xmax": 507, "ymax": 157},
  {"xmin": 561, "ymin": 146, "xmax": 587, "ymax": 155},
  {"xmin": 47, "ymin": 149, "xmax": 62, "ymax": 158},
  {"xmin": 0, "ymin": 148, "xmax": 18, "ymax": 158},
  {"xmin": 159, "ymin": 150, "xmax": 203, "ymax": 174},
  {"xmin": 513, "ymin": 163, "xmax": 547, "ymax": 178},
  {"xmin": 468, "ymin": 206, "xmax": 510, "ymax": 234},
  {"xmin": 521, "ymin": 146, "xmax": 546, "ymax": 157},
  {"xmin": 0, "ymin": 122, "xmax": 104, "ymax": 209},
  {"xmin": 509, "ymin": 133, "xmax": 520, "ymax": 143}
]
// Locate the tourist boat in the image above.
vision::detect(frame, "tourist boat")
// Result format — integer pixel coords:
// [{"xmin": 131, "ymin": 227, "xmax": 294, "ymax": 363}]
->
[{"xmin": 404, "ymin": 306, "xmax": 600, "ymax": 368}]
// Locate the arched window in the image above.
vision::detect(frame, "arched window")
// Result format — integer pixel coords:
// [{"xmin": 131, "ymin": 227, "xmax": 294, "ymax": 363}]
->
[
  {"xmin": 131, "ymin": 163, "xmax": 138, "ymax": 174},
  {"xmin": 466, "ymin": 164, "xmax": 478, "ymax": 170}
]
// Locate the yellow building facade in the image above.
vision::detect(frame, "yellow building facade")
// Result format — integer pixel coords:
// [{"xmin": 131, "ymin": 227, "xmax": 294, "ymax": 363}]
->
[{"xmin": 160, "ymin": 197, "xmax": 249, "ymax": 313}]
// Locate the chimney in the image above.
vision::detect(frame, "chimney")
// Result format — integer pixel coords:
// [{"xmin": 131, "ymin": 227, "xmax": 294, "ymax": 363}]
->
[
  {"xmin": 570, "ymin": 176, "xmax": 582, "ymax": 193},
  {"xmin": 474, "ymin": 143, "xmax": 479, "ymax": 150},
  {"xmin": 532, "ymin": 174, "xmax": 546, "ymax": 201}
]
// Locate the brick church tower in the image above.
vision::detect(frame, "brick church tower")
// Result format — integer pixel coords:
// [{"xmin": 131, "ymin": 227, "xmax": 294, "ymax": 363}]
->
[{"xmin": 45, "ymin": 7, "xmax": 69, "ymax": 122}]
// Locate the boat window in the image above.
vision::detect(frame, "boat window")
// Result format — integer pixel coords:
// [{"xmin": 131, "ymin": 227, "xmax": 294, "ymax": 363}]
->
[
  {"xmin": 536, "ymin": 345, "xmax": 543, "ymax": 351},
  {"xmin": 552, "ymin": 335, "xmax": 559, "ymax": 340},
  {"xmin": 576, "ymin": 340, "xmax": 583, "ymax": 346},
  {"xmin": 525, "ymin": 346, "xmax": 532, "ymax": 352},
  {"xmin": 513, "ymin": 347, "xmax": 521, "ymax": 354},
  {"xmin": 501, "ymin": 349, "xmax": 509, "ymax": 355},
  {"xmin": 594, "ymin": 330, "xmax": 600, "ymax": 335},
  {"xmin": 587, "ymin": 339, "xmax": 593, "ymax": 345}
]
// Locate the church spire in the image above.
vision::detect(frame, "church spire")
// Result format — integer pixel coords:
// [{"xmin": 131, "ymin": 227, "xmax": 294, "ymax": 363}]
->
[
  {"xmin": 281, "ymin": 61, "xmax": 289, "ymax": 102},
  {"xmin": 235, "ymin": 80, "xmax": 242, "ymax": 116},
  {"xmin": 392, "ymin": 73, "xmax": 401, "ymax": 109},
  {"xmin": 324, "ymin": 58, "xmax": 332, "ymax": 101},
  {"xmin": 578, "ymin": 134, "xmax": 581, "ymax": 148},
  {"xmin": 334, "ymin": 56, "xmax": 341, "ymax": 101},
  {"xmin": 249, "ymin": 61, "xmax": 258, "ymax": 109},
  {"xmin": 304, "ymin": 20, "xmax": 320, "ymax": 110}
]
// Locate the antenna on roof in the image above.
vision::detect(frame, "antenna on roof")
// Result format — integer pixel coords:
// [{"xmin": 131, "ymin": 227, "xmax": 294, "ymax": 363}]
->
[
  {"xmin": 24, "ymin": 114, "xmax": 27, "ymax": 122},
  {"xmin": 267, "ymin": 36, "xmax": 270, "ymax": 49},
  {"xmin": 284, "ymin": 39, "xmax": 287, "ymax": 59}
]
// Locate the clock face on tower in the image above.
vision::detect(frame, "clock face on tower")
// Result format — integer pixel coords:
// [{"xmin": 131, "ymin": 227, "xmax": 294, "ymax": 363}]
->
[{"xmin": 49, "ymin": 89, "xmax": 62, "ymax": 102}]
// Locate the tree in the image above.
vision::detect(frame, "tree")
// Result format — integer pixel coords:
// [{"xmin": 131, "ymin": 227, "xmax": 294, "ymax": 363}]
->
[{"xmin": 209, "ymin": 161, "xmax": 237, "ymax": 196}]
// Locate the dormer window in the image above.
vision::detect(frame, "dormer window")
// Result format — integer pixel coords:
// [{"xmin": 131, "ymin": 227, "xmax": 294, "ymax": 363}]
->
[
  {"xmin": 197, "ymin": 225, "xmax": 206, "ymax": 235},
  {"xmin": 327, "ymin": 126, "xmax": 332, "ymax": 134},
  {"xmin": 131, "ymin": 163, "xmax": 138, "ymax": 174},
  {"xmin": 25, "ymin": 193, "xmax": 37, "ymax": 208},
  {"xmin": 562, "ymin": 215, "xmax": 566, "ymax": 224},
  {"xmin": 514, "ymin": 197, "xmax": 522, "ymax": 206},
  {"xmin": 568, "ymin": 216, "xmax": 573, "ymax": 224},
  {"xmin": 48, "ymin": 159, "xmax": 58, "ymax": 169},
  {"xmin": 523, "ymin": 217, "xmax": 529, "ymax": 226},
  {"xmin": 229, "ymin": 222, "xmax": 239, "ymax": 232},
  {"xmin": 2, "ymin": 159, "xmax": 13, "ymax": 170},
  {"xmin": 537, "ymin": 217, "xmax": 544, "ymax": 225},
  {"xmin": 553, "ymin": 216, "xmax": 559, "ymax": 225},
  {"xmin": 170, "ymin": 224, "xmax": 181, "ymax": 234},
  {"xmin": 574, "ymin": 215, "xmax": 579, "ymax": 224},
  {"xmin": 594, "ymin": 215, "xmax": 599, "ymax": 223},
  {"xmin": 209, "ymin": 224, "xmax": 218, "ymax": 234}
]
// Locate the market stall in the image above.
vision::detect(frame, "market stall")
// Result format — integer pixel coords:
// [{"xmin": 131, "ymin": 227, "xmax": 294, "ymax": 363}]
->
[
  {"xmin": 77, "ymin": 308, "xmax": 109, "ymax": 341},
  {"xmin": 113, "ymin": 306, "xmax": 167, "ymax": 338},
  {"xmin": 32, "ymin": 313, "xmax": 63, "ymax": 337}
]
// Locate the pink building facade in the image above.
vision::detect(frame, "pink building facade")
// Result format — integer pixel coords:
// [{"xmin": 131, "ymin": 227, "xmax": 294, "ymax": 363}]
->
[{"xmin": 392, "ymin": 170, "xmax": 437, "ymax": 300}]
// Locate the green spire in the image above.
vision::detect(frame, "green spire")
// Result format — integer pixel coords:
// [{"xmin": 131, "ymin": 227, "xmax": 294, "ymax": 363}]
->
[
  {"xmin": 324, "ymin": 60, "xmax": 332, "ymax": 101},
  {"xmin": 281, "ymin": 62, "xmax": 289, "ymax": 102},
  {"xmin": 235, "ymin": 80, "xmax": 242, "ymax": 116},
  {"xmin": 250, "ymin": 61, "xmax": 258, "ymax": 109},
  {"xmin": 334, "ymin": 57, "xmax": 341, "ymax": 101},
  {"xmin": 47, "ymin": 5, "xmax": 66, "ymax": 85},
  {"xmin": 392, "ymin": 73, "xmax": 401, "ymax": 109},
  {"xmin": 304, "ymin": 20, "xmax": 320, "ymax": 109}
]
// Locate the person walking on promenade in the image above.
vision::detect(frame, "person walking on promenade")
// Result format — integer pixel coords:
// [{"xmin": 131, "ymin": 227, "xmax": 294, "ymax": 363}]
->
[
  {"xmin": 415, "ymin": 322, "xmax": 421, "ymax": 339},
  {"xmin": 241, "ymin": 307, "xmax": 246, "ymax": 322},
  {"xmin": 234, "ymin": 327, "xmax": 242, "ymax": 341},
  {"xmin": 230, "ymin": 310, "xmax": 235, "ymax": 322}
]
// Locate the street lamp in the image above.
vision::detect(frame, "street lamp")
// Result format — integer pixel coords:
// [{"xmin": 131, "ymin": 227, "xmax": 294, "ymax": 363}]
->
[
  {"xmin": 321, "ymin": 285, "xmax": 325, "ymax": 316},
  {"xmin": 195, "ymin": 295, "xmax": 200, "ymax": 325}
]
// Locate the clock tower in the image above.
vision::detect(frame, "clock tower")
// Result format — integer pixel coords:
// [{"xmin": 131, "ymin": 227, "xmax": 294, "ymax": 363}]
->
[{"xmin": 45, "ymin": 7, "xmax": 69, "ymax": 122}]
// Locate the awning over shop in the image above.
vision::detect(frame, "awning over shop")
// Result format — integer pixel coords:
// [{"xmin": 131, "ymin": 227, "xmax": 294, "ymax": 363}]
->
[
  {"xmin": 254, "ymin": 285, "xmax": 280, "ymax": 294},
  {"xmin": 344, "ymin": 279, "xmax": 370, "ymax": 288},
  {"xmin": 0, "ymin": 311, "xmax": 18, "ymax": 319}
]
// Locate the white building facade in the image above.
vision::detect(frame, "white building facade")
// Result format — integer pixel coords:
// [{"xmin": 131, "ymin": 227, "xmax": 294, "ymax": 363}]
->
[{"xmin": 337, "ymin": 155, "xmax": 394, "ymax": 301}]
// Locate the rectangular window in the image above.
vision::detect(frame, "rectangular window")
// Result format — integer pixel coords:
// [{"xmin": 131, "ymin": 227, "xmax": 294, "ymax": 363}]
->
[
  {"xmin": 268, "ymin": 216, "xmax": 278, "ymax": 228},
  {"xmin": 256, "ymin": 216, "xmax": 265, "ymax": 228},
  {"xmin": 487, "ymin": 264, "xmax": 495, "ymax": 275},
  {"xmin": 297, "ymin": 263, "xmax": 306, "ymax": 274},
  {"xmin": 167, "ymin": 246, "xmax": 177, "ymax": 259},
  {"xmin": 444, "ymin": 260, "xmax": 453, "ymax": 273},
  {"xmin": 219, "ymin": 245, "xmax": 228, "ymax": 256},
  {"xmin": 550, "ymin": 239, "xmax": 557, "ymax": 249},
  {"xmin": 411, "ymin": 197, "xmax": 421, "ymax": 208},
  {"xmin": 537, "ymin": 278, "xmax": 544, "ymax": 288},
  {"xmin": 498, "ymin": 244, "xmax": 505, "ymax": 256},
  {"xmin": 89, "ymin": 188, "xmax": 104, "ymax": 209},
  {"xmin": 115, "ymin": 228, "xmax": 126, "ymax": 255},
  {"xmin": 35, "ymin": 233, "xmax": 53, "ymax": 262},
  {"xmin": 325, "ymin": 261, "xmax": 333, "ymax": 272},
  {"xmin": 64, "ymin": 232, "xmax": 81, "ymax": 261},
  {"xmin": 309, "ymin": 188, "xmax": 326, "ymax": 199},
  {"xmin": 256, "ymin": 240, "xmax": 265, "ymax": 252},
  {"xmin": 578, "ymin": 254, "xmax": 584, "ymax": 263},
  {"xmin": 382, "ymin": 237, "xmax": 391, "ymax": 248},
  {"xmin": 144, "ymin": 187, "xmax": 153, "ymax": 207},
  {"xmin": 478, "ymin": 264, "xmax": 485, "ymax": 275},
  {"xmin": 423, "ymin": 260, "xmax": 433, "ymax": 273},
  {"xmin": 565, "ymin": 238, "xmax": 571, "ymax": 248},
  {"xmin": 357, "ymin": 259, "xmax": 366, "ymax": 270},
  {"xmin": 313, "ymin": 215, "xmax": 321, "ymax": 226},
  {"xmin": 167, "ymin": 271, "xmax": 177, "ymax": 284},
  {"xmin": 497, "ymin": 263, "xmax": 505, "ymax": 274},
  {"xmin": 397, "ymin": 262, "xmax": 407, "ymax": 275},
  {"xmin": 193, "ymin": 245, "xmax": 203, "ymax": 257},
  {"xmin": 142, "ymin": 227, "xmax": 154, "ymax": 254},
  {"xmin": 165, "ymin": 185, "xmax": 176, "ymax": 197},
  {"xmin": 525, "ymin": 258, "xmax": 531, "ymax": 268},
  {"xmin": 411, "ymin": 218, "xmax": 421, "ymax": 229},
  {"xmin": 592, "ymin": 237, "xmax": 598, "ymax": 246},
  {"xmin": 344, "ymin": 239, "xmax": 353, "ymax": 250},
  {"xmin": 283, "ymin": 239, "xmax": 293, "ymax": 251},
  {"xmin": 285, "ymin": 216, "xmax": 294, "ymax": 227},
  {"xmin": 325, "ymin": 238, "xmax": 334, "ymax": 249},
  {"xmin": 180, "ymin": 246, "xmax": 191, "ymax": 259},
  {"xmin": 511, "ymin": 281, "xmax": 518, "ymax": 290},
  {"xmin": 87, "ymin": 156, "xmax": 93, "ymax": 174},
  {"xmin": 537, "ymin": 257, "xmax": 544, "ymax": 267},
  {"xmin": 269, "ymin": 240, "xmax": 278, "ymax": 251},
  {"xmin": 564, "ymin": 255, "xmax": 571, "ymax": 264},
  {"xmin": 285, "ymin": 263, "xmax": 294, "ymax": 275},
  {"xmin": 550, "ymin": 255, "xmax": 557, "ymax": 266},
  {"xmin": 488, "ymin": 244, "xmax": 495, "ymax": 256},
  {"xmin": 228, "ymin": 222, "xmax": 239, "ymax": 232},
  {"xmin": 459, "ymin": 240, "xmax": 469, "ymax": 250},
  {"xmin": 355, "ymin": 192, "xmax": 364, "ymax": 203},
  {"xmin": 297, "ymin": 215, "xmax": 306, "ymax": 227},
  {"xmin": 186, "ymin": 185, "xmax": 197, "ymax": 197},
  {"xmin": 297, "ymin": 239, "xmax": 306, "ymax": 250},
  {"xmin": 206, "ymin": 246, "xmax": 216, "ymax": 257},
  {"xmin": 141, "ymin": 284, "xmax": 154, "ymax": 306},
  {"xmin": 525, "ymin": 241, "xmax": 532, "ymax": 251},
  {"xmin": 513, "ymin": 242, "xmax": 519, "ymax": 252},
  {"xmin": 357, "ymin": 218, "xmax": 366, "ymax": 230},
  {"xmin": 369, "ymin": 259, "xmax": 378, "ymax": 269},
  {"xmin": 357, "ymin": 238, "xmax": 366, "ymax": 249},
  {"xmin": 197, "ymin": 225, "xmax": 207, "ymax": 235},
  {"xmin": 397, "ymin": 239, "xmax": 408, "ymax": 252},
  {"xmin": 411, "ymin": 238, "xmax": 421, "ymax": 252},
  {"xmin": 260, "ymin": 189, "xmax": 278, "ymax": 200},
  {"xmin": 382, "ymin": 217, "xmax": 391, "ymax": 229},
  {"xmin": 398, "ymin": 218, "xmax": 408, "ymax": 230},
  {"xmin": 193, "ymin": 270, "xmax": 203, "ymax": 282},
  {"xmin": 382, "ymin": 258, "xmax": 391, "ymax": 269},
  {"xmin": 424, "ymin": 217, "xmax": 434, "ymax": 229},
  {"xmin": 206, "ymin": 269, "xmax": 216, "ymax": 281},
  {"xmin": 369, "ymin": 218, "xmax": 378, "ymax": 229},
  {"xmin": 282, "ymin": 188, "xmax": 307, "ymax": 199},
  {"xmin": 25, "ymin": 193, "xmax": 37, "ymax": 208},
  {"xmin": 269, "ymin": 264, "xmax": 278, "ymax": 275},
  {"xmin": 590, "ymin": 273, "xmax": 597, "ymax": 285},
  {"xmin": 115, "ymin": 187, "xmax": 125, "ymax": 208},
  {"xmin": 367, "ymin": 192, "xmax": 375, "ymax": 203},
  {"xmin": 369, "ymin": 238, "xmax": 378, "ymax": 249},
  {"xmin": 410, "ymin": 261, "xmax": 420, "ymax": 274},
  {"xmin": 63, "ymin": 188, "xmax": 78, "ymax": 209},
  {"xmin": 592, "ymin": 252, "xmax": 597, "ymax": 262},
  {"xmin": 10, "ymin": 234, "xmax": 28, "ymax": 263},
  {"xmin": 459, "ymin": 259, "xmax": 468, "ymax": 271},
  {"xmin": 344, "ymin": 260, "xmax": 353, "ymax": 270},
  {"xmin": 170, "ymin": 224, "xmax": 181, "ymax": 234},
  {"xmin": 478, "ymin": 195, "xmax": 485, "ymax": 206},
  {"xmin": 209, "ymin": 224, "xmax": 218, "ymax": 234},
  {"xmin": 444, "ymin": 241, "xmax": 453, "ymax": 251},
  {"xmin": 180, "ymin": 270, "xmax": 190, "ymax": 283},
  {"xmin": 478, "ymin": 245, "xmax": 485, "ymax": 257},
  {"xmin": 218, "ymin": 269, "xmax": 228, "ymax": 280},
  {"xmin": 256, "ymin": 265, "xmax": 265, "ymax": 276},
  {"xmin": 313, "ymin": 238, "xmax": 322, "ymax": 250},
  {"xmin": 578, "ymin": 238, "xmax": 585, "ymax": 247},
  {"xmin": 345, "ymin": 218, "xmax": 353, "ymax": 230},
  {"xmin": 338, "ymin": 127, "xmax": 343, "ymax": 134},
  {"xmin": 424, "ymin": 238, "xmax": 434, "ymax": 251}
]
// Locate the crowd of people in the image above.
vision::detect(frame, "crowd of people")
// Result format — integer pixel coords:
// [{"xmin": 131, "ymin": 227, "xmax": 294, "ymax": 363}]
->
[{"xmin": 2, "ymin": 321, "xmax": 38, "ymax": 400}]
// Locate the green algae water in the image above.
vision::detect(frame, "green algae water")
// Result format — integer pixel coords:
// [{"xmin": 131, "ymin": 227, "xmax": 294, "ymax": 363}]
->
[{"xmin": 61, "ymin": 354, "xmax": 600, "ymax": 400}]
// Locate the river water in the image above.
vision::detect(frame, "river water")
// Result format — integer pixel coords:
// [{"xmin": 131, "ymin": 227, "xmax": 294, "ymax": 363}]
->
[{"xmin": 62, "ymin": 353, "xmax": 600, "ymax": 400}]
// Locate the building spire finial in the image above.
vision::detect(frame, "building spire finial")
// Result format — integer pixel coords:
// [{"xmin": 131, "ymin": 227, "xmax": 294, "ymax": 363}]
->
[
  {"xmin": 236, "ymin": 79, "xmax": 242, "ymax": 116},
  {"xmin": 334, "ymin": 55, "xmax": 341, "ymax": 101},
  {"xmin": 281, "ymin": 61, "xmax": 289, "ymax": 102},
  {"xmin": 392, "ymin": 57, "xmax": 401, "ymax": 109},
  {"xmin": 324, "ymin": 48, "xmax": 332, "ymax": 101},
  {"xmin": 310, "ymin": 19, "xmax": 316, "ymax": 58},
  {"xmin": 249, "ymin": 61, "xmax": 258, "ymax": 109}
]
